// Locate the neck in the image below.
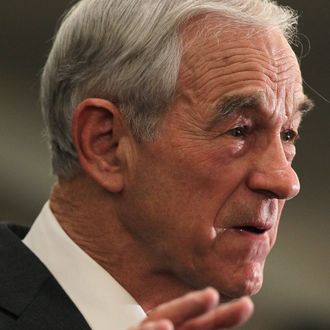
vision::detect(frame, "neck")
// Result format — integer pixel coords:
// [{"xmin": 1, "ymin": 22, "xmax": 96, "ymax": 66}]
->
[{"xmin": 49, "ymin": 176, "xmax": 195, "ymax": 312}]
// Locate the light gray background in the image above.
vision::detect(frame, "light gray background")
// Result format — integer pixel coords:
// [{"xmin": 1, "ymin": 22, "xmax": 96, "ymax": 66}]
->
[{"xmin": 0, "ymin": 1, "xmax": 329, "ymax": 329}]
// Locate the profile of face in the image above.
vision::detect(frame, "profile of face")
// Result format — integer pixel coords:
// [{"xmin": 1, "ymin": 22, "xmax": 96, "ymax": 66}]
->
[{"xmin": 118, "ymin": 21, "xmax": 308, "ymax": 299}]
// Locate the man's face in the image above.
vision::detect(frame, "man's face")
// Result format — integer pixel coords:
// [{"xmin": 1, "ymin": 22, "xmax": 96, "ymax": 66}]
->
[{"xmin": 120, "ymin": 23, "xmax": 308, "ymax": 299}]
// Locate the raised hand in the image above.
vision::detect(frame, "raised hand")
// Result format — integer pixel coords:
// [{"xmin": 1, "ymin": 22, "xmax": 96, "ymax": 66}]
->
[{"xmin": 128, "ymin": 287, "xmax": 253, "ymax": 330}]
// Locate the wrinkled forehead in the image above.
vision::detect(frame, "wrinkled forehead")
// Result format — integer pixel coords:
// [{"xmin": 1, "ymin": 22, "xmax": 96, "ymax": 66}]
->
[
  {"xmin": 179, "ymin": 14, "xmax": 301, "ymax": 79},
  {"xmin": 176, "ymin": 15, "xmax": 305, "ymax": 118},
  {"xmin": 180, "ymin": 13, "xmax": 296, "ymax": 53}
]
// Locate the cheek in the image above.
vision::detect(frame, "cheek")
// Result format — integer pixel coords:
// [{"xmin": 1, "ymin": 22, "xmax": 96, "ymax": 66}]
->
[
  {"xmin": 165, "ymin": 143, "xmax": 250, "ymax": 239},
  {"xmin": 172, "ymin": 140, "xmax": 247, "ymax": 198},
  {"xmin": 129, "ymin": 139, "xmax": 250, "ymax": 265}
]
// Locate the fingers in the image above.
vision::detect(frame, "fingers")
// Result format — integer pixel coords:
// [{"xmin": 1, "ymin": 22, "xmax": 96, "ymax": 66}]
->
[
  {"xmin": 179, "ymin": 296, "xmax": 254, "ymax": 330},
  {"xmin": 145, "ymin": 287, "xmax": 219, "ymax": 327},
  {"xmin": 132, "ymin": 289, "xmax": 254, "ymax": 330},
  {"xmin": 129, "ymin": 319, "xmax": 174, "ymax": 330}
]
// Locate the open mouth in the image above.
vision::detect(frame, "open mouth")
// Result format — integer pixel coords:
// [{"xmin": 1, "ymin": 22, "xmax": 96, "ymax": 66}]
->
[{"xmin": 234, "ymin": 226, "xmax": 267, "ymax": 235}]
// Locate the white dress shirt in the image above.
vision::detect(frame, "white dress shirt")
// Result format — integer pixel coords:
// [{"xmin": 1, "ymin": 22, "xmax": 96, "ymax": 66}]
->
[{"xmin": 23, "ymin": 202, "xmax": 146, "ymax": 330}]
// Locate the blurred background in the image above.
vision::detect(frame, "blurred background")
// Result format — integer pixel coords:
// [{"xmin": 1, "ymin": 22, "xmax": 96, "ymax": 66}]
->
[{"xmin": 0, "ymin": 1, "xmax": 329, "ymax": 329}]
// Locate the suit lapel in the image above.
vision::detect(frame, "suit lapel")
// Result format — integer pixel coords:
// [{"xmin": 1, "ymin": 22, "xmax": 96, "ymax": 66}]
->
[{"xmin": 0, "ymin": 224, "xmax": 91, "ymax": 329}]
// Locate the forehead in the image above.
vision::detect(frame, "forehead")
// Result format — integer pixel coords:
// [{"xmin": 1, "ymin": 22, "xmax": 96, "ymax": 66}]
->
[{"xmin": 176, "ymin": 16, "xmax": 305, "ymax": 119}]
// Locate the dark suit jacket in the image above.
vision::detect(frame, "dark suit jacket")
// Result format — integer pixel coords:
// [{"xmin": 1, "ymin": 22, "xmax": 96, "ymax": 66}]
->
[{"xmin": 0, "ymin": 223, "xmax": 91, "ymax": 329}]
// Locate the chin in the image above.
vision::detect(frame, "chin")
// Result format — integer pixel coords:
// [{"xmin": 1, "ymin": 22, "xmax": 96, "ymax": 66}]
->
[
  {"xmin": 236, "ymin": 274, "xmax": 263, "ymax": 297},
  {"xmin": 212, "ymin": 263, "xmax": 265, "ymax": 299}
]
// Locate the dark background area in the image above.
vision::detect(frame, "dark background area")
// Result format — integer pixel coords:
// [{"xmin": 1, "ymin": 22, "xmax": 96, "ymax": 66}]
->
[{"xmin": 0, "ymin": 1, "xmax": 329, "ymax": 329}]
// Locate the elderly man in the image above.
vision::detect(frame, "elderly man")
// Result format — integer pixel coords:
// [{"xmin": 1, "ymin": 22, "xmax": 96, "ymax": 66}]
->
[{"xmin": 0, "ymin": 0, "xmax": 314, "ymax": 329}]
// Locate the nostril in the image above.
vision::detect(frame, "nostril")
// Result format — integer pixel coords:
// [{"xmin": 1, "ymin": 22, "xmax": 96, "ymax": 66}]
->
[{"xmin": 253, "ymin": 189, "xmax": 280, "ymax": 199}]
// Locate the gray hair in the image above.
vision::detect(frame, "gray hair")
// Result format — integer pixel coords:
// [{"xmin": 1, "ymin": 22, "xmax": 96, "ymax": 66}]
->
[{"xmin": 41, "ymin": 0, "xmax": 298, "ymax": 179}]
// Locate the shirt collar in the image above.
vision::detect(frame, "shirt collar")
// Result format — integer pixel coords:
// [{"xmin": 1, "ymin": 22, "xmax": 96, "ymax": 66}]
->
[{"xmin": 23, "ymin": 202, "xmax": 146, "ymax": 330}]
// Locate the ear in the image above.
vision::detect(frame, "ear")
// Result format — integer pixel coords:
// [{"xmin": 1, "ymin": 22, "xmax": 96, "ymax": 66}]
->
[{"xmin": 72, "ymin": 98, "xmax": 131, "ymax": 193}]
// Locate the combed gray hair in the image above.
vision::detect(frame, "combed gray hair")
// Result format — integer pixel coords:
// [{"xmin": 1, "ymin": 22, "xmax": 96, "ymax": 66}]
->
[{"xmin": 41, "ymin": 0, "xmax": 298, "ymax": 179}]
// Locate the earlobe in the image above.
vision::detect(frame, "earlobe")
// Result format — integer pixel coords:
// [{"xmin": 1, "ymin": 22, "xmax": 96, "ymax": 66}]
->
[{"xmin": 72, "ymin": 98, "xmax": 128, "ymax": 193}]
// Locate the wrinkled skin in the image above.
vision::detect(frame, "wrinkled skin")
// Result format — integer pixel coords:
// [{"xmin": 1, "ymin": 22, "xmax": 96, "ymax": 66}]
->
[{"xmin": 118, "ymin": 23, "xmax": 307, "ymax": 300}]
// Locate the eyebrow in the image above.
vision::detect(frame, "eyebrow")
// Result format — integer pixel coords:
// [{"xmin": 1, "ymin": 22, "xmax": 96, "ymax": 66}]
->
[
  {"xmin": 207, "ymin": 93, "xmax": 315, "ymax": 128},
  {"xmin": 297, "ymin": 96, "xmax": 315, "ymax": 116},
  {"xmin": 207, "ymin": 93, "xmax": 263, "ymax": 129}
]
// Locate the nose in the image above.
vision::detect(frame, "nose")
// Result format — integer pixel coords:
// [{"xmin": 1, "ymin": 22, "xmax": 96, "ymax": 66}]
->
[{"xmin": 247, "ymin": 142, "xmax": 300, "ymax": 200}]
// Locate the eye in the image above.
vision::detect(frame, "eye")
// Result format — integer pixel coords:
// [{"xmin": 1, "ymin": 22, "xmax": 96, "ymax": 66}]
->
[
  {"xmin": 281, "ymin": 129, "xmax": 299, "ymax": 143},
  {"xmin": 227, "ymin": 126, "xmax": 249, "ymax": 138}
]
